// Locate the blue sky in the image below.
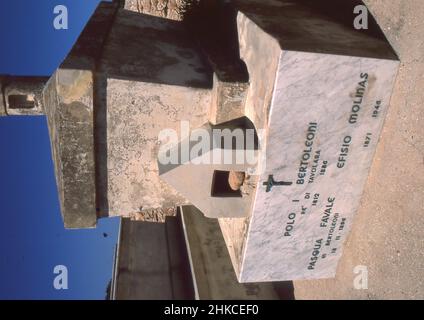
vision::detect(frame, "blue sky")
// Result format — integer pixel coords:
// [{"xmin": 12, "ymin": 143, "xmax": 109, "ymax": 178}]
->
[{"xmin": 0, "ymin": 0, "xmax": 120, "ymax": 299}]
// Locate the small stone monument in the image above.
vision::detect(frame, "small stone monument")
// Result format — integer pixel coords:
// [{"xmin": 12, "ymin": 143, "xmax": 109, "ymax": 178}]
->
[{"xmin": 1, "ymin": 0, "xmax": 399, "ymax": 282}]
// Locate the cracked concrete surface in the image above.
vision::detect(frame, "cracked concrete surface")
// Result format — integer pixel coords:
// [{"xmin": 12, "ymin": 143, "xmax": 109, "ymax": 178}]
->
[{"xmin": 294, "ymin": 0, "xmax": 424, "ymax": 299}]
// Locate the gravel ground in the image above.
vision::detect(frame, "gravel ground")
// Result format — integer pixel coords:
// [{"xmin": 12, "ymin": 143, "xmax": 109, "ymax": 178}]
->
[{"xmin": 294, "ymin": 0, "xmax": 424, "ymax": 300}]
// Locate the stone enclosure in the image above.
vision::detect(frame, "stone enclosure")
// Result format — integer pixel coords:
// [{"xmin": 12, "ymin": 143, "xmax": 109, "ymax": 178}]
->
[{"xmin": 0, "ymin": 0, "xmax": 399, "ymax": 282}]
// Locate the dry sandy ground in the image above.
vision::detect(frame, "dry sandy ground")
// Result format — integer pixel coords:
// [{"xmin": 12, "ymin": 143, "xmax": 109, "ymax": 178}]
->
[{"xmin": 294, "ymin": 0, "xmax": 424, "ymax": 300}]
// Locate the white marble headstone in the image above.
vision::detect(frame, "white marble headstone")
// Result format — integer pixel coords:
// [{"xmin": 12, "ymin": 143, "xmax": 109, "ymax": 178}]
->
[
  {"xmin": 238, "ymin": 51, "xmax": 399, "ymax": 282},
  {"xmin": 212, "ymin": 0, "xmax": 401, "ymax": 283}
]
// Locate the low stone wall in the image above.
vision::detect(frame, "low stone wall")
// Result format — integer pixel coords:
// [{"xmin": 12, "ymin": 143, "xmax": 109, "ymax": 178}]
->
[
  {"xmin": 128, "ymin": 207, "xmax": 177, "ymax": 223},
  {"xmin": 124, "ymin": 0, "xmax": 197, "ymax": 21}
]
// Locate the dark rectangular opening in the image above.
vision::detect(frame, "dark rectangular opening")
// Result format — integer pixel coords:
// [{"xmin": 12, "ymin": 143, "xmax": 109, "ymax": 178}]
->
[
  {"xmin": 8, "ymin": 95, "xmax": 35, "ymax": 109},
  {"xmin": 211, "ymin": 170, "xmax": 242, "ymax": 198}
]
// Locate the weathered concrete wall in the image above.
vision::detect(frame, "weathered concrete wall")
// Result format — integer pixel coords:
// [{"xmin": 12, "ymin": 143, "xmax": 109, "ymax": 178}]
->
[
  {"xmin": 124, "ymin": 0, "xmax": 195, "ymax": 21},
  {"xmin": 181, "ymin": 206, "xmax": 283, "ymax": 299},
  {"xmin": 114, "ymin": 217, "xmax": 194, "ymax": 299},
  {"xmin": 99, "ymin": 9, "xmax": 212, "ymax": 217},
  {"xmin": 183, "ymin": 1, "xmax": 250, "ymax": 125},
  {"xmin": 43, "ymin": 69, "xmax": 97, "ymax": 229},
  {"xmin": 42, "ymin": 2, "xmax": 119, "ymax": 228},
  {"xmin": 209, "ymin": 73, "xmax": 248, "ymax": 125},
  {"xmin": 128, "ymin": 206, "xmax": 177, "ymax": 222}
]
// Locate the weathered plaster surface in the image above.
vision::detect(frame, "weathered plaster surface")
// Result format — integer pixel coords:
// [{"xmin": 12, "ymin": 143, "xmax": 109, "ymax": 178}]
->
[
  {"xmin": 43, "ymin": 69, "xmax": 97, "ymax": 229},
  {"xmin": 124, "ymin": 0, "xmax": 194, "ymax": 21}
]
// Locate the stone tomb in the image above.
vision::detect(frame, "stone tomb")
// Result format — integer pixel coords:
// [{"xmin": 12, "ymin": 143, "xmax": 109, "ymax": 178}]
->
[
  {"xmin": 0, "ymin": 0, "xmax": 399, "ymax": 282},
  {"xmin": 217, "ymin": 0, "xmax": 399, "ymax": 282}
]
